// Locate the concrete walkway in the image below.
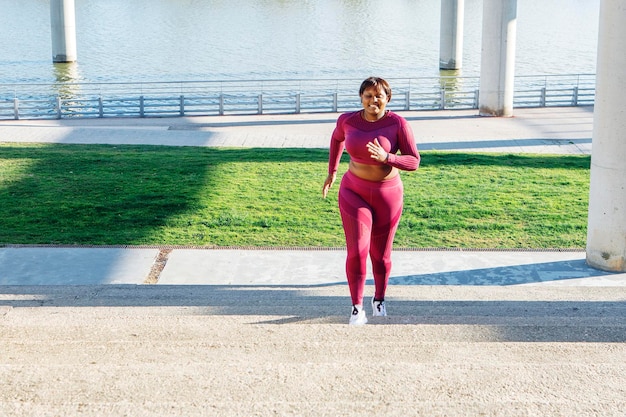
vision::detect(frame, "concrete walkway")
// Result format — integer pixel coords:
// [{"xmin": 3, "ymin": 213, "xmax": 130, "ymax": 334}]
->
[
  {"xmin": 1, "ymin": 246, "xmax": 625, "ymax": 287},
  {"xmin": 0, "ymin": 106, "xmax": 593, "ymax": 153},
  {"xmin": 1, "ymin": 106, "xmax": 625, "ymax": 416}
]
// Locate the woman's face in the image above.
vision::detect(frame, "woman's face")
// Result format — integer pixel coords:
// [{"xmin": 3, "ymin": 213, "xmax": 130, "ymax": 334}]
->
[{"xmin": 360, "ymin": 86, "xmax": 389, "ymax": 120}]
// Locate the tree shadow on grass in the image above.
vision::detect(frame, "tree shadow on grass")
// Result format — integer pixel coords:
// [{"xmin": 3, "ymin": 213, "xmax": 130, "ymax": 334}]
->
[
  {"xmin": 419, "ymin": 137, "xmax": 592, "ymax": 153},
  {"xmin": 419, "ymin": 151, "xmax": 590, "ymax": 170},
  {"xmin": 0, "ymin": 144, "xmax": 330, "ymax": 246}
]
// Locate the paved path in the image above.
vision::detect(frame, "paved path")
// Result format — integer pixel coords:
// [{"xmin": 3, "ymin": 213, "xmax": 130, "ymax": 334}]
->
[
  {"xmin": 2, "ymin": 106, "xmax": 625, "ymax": 416},
  {"xmin": 1, "ymin": 106, "xmax": 593, "ymax": 153}
]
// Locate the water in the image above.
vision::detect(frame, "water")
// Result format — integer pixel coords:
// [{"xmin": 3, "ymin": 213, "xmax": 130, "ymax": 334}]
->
[{"xmin": 0, "ymin": 0, "xmax": 599, "ymax": 85}]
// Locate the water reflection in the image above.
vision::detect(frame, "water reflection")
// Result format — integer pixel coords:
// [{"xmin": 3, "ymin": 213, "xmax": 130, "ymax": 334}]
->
[
  {"xmin": 439, "ymin": 69, "xmax": 479, "ymax": 108},
  {"xmin": 440, "ymin": 69, "xmax": 461, "ymax": 87},
  {"xmin": 52, "ymin": 62, "xmax": 83, "ymax": 99},
  {"xmin": 51, "ymin": 63, "xmax": 86, "ymax": 117}
]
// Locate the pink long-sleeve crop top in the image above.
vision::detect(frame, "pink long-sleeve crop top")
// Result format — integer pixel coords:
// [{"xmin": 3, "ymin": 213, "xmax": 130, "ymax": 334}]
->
[{"xmin": 328, "ymin": 110, "xmax": 420, "ymax": 175}]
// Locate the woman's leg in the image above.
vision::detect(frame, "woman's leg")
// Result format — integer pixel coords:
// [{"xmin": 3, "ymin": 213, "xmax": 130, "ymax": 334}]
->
[
  {"xmin": 370, "ymin": 212, "xmax": 402, "ymax": 300},
  {"xmin": 369, "ymin": 180, "xmax": 404, "ymax": 301},
  {"xmin": 338, "ymin": 179, "xmax": 373, "ymax": 306}
]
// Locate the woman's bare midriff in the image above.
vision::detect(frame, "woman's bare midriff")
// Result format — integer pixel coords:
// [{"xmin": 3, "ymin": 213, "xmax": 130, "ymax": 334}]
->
[{"xmin": 349, "ymin": 160, "xmax": 399, "ymax": 182}]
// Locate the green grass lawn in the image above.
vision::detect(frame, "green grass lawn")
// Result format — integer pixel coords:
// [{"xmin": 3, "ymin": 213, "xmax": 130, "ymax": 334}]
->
[{"xmin": 0, "ymin": 143, "xmax": 590, "ymax": 248}]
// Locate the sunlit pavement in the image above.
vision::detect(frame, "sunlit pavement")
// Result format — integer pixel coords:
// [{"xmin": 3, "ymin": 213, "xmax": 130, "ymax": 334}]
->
[
  {"xmin": 0, "ymin": 246, "xmax": 625, "ymax": 287},
  {"xmin": 1, "ymin": 106, "xmax": 593, "ymax": 153}
]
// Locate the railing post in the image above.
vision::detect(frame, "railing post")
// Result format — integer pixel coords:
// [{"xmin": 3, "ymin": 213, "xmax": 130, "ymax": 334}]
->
[
  {"xmin": 440, "ymin": 88, "xmax": 446, "ymax": 109},
  {"xmin": 140, "ymin": 95, "xmax": 145, "ymax": 117},
  {"xmin": 13, "ymin": 98, "xmax": 19, "ymax": 120},
  {"xmin": 295, "ymin": 93, "xmax": 301, "ymax": 114},
  {"xmin": 572, "ymin": 86, "xmax": 579, "ymax": 106},
  {"xmin": 474, "ymin": 89, "xmax": 479, "ymax": 108},
  {"xmin": 98, "ymin": 96, "xmax": 103, "ymax": 117},
  {"xmin": 219, "ymin": 94, "xmax": 224, "ymax": 115},
  {"xmin": 405, "ymin": 91, "xmax": 410, "ymax": 110},
  {"xmin": 179, "ymin": 95, "xmax": 185, "ymax": 116},
  {"xmin": 258, "ymin": 94, "xmax": 263, "ymax": 114},
  {"xmin": 540, "ymin": 87, "xmax": 546, "ymax": 107},
  {"xmin": 333, "ymin": 93, "xmax": 338, "ymax": 112},
  {"xmin": 56, "ymin": 96, "xmax": 62, "ymax": 119}
]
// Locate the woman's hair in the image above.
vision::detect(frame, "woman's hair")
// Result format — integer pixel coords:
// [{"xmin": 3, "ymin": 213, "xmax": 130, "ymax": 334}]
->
[{"xmin": 359, "ymin": 77, "xmax": 392, "ymax": 99}]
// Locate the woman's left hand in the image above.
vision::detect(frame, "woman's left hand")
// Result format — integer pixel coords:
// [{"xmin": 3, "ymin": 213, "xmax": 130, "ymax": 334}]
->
[{"xmin": 367, "ymin": 138, "xmax": 389, "ymax": 163}]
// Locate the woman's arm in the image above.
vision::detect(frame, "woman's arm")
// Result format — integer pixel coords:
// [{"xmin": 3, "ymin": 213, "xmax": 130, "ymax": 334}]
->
[
  {"xmin": 323, "ymin": 114, "xmax": 348, "ymax": 197},
  {"xmin": 386, "ymin": 117, "xmax": 420, "ymax": 171}
]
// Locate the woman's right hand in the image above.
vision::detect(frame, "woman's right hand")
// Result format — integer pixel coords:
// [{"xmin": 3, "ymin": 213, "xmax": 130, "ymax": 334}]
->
[{"xmin": 322, "ymin": 173, "xmax": 336, "ymax": 198}]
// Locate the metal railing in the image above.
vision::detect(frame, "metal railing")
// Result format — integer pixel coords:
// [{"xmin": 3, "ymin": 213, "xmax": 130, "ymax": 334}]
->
[{"xmin": 0, "ymin": 74, "xmax": 595, "ymax": 120}]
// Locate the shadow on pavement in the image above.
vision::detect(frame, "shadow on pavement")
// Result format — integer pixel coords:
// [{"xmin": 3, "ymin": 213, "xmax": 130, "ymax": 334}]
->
[
  {"xmin": 419, "ymin": 137, "xmax": 591, "ymax": 152},
  {"xmin": 388, "ymin": 259, "xmax": 621, "ymax": 286},
  {"xmin": 0, "ymin": 284, "xmax": 624, "ymax": 343}
]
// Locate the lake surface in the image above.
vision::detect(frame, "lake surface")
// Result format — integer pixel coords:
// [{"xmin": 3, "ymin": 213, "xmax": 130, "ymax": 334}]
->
[{"xmin": 0, "ymin": 0, "xmax": 600, "ymax": 84}]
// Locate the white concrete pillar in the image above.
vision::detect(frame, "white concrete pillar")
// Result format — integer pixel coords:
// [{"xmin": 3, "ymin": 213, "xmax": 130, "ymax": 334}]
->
[
  {"xmin": 586, "ymin": 0, "xmax": 626, "ymax": 272},
  {"xmin": 440, "ymin": 0, "xmax": 464, "ymax": 70},
  {"xmin": 478, "ymin": 0, "xmax": 517, "ymax": 117},
  {"xmin": 50, "ymin": 0, "xmax": 77, "ymax": 63}
]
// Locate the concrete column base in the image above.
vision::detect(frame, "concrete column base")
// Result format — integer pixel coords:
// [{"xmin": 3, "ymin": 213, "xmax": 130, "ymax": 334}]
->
[{"xmin": 586, "ymin": 0, "xmax": 626, "ymax": 273}]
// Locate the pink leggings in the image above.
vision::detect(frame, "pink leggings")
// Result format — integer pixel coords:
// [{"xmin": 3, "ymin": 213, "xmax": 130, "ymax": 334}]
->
[{"xmin": 338, "ymin": 170, "xmax": 404, "ymax": 306}]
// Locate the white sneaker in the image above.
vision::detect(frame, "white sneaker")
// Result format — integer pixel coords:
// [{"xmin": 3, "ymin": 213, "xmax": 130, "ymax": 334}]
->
[
  {"xmin": 349, "ymin": 305, "xmax": 367, "ymax": 325},
  {"xmin": 371, "ymin": 298, "xmax": 387, "ymax": 317}
]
